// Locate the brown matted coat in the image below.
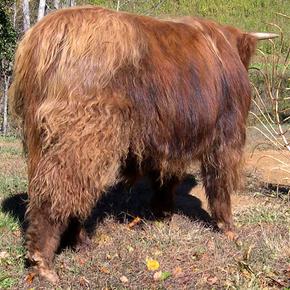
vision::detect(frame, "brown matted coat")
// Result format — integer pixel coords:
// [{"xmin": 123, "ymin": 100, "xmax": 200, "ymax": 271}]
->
[{"xmin": 9, "ymin": 6, "xmax": 257, "ymax": 282}]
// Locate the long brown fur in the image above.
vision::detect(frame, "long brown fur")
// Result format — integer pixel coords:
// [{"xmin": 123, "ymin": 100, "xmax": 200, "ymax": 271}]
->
[{"xmin": 9, "ymin": 6, "xmax": 257, "ymax": 282}]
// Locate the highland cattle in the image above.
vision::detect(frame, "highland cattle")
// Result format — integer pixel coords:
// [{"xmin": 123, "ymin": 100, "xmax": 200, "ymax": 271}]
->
[{"xmin": 9, "ymin": 6, "xmax": 277, "ymax": 282}]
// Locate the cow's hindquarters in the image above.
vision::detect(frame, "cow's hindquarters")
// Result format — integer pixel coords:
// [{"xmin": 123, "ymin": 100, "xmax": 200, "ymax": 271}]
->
[{"xmin": 25, "ymin": 101, "xmax": 131, "ymax": 281}]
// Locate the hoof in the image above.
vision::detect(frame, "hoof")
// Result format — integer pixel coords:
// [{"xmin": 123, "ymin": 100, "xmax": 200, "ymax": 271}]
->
[
  {"xmin": 28, "ymin": 251, "xmax": 59, "ymax": 284},
  {"xmin": 224, "ymin": 230, "xmax": 238, "ymax": 241},
  {"xmin": 75, "ymin": 229, "xmax": 91, "ymax": 252},
  {"xmin": 39, "ymin": 267, "xmax": 59, "ymax": 284}
]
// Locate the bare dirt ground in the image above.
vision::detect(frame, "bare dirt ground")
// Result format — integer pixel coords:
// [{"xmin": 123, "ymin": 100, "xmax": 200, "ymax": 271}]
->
[
  {"xmin": 245, "ymin": 150, "xmax": 290, "ymax": 186},
  {"xmin": 0, "ymin": 134, "xmax": 289, "ymax": 289}
]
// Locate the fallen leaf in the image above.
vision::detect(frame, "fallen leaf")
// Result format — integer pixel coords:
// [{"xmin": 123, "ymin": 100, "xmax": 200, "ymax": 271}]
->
[
  {"xmin": 120, "ymin": 275, "xmax": 129, "ymax": 283},
  {"xmin": 128, "ymin": 217, "xmax": 141, "ymax": 229},
  {"xmin": 99, "ymin": 266, "xmax": 110, "ymax": 274},
  {"xmin": 25, "ymin": 272, "xmax": 36, "ymax": 284},
  {"xmin": 146, "ymin": 258, "xmax": 160, "ymax": 271},
  {"xmin": 153, "ymin": 271, "xmax": 162, "ymax": 281},
  {"xmin": 173, "ymin": 266, "xmax": 183, "ymax": 277}
]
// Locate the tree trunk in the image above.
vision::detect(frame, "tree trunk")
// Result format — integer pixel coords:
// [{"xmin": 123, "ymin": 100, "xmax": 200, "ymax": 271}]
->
[
  {"xmin": 22, "ymin": 0, "xmax": 30, "ymax": 32},
  {"xmin": 13, "ymin": 0, "xmax": 17, "ymax": 28},
  {"xmin": 54, "ymin": 0, "xmax": 59, "ymax": 9},
  {"xmin": 38, "ymin": 0, "xmax": 46, "ymax": 21},
  {"xmin": 69, "ymin": 0, "xmax": 76, "ymax": 7},
  {"xmin": 2, "ymin": 76, "xmax": 10, "ymax": 135}
]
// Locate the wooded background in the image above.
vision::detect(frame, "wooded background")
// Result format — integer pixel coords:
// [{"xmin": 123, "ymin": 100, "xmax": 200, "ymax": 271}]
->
[{"xmin": 0, "ymin": 0, "xmax": 289, "ymax": 135}]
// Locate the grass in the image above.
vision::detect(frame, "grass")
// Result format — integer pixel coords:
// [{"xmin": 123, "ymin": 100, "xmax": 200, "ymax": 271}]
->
[
  {"xmin": 86, "ymin": 0, "xmax": 290, "ymax": 53},
  {"xmin": 0, "ymin": 136, "xmax": 289, "ymax": 289},
  {"xmin": 0, "ymin": 175, "xmax": 27, "ymax": 198}
]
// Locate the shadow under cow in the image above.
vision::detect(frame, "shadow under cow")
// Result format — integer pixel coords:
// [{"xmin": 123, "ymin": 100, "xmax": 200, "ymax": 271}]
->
[{"xmin": 1, "ymin": 174, "xmax": 214, "ymax": 249}]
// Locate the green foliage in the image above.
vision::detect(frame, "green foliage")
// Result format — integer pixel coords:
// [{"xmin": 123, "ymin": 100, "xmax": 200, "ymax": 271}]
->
[
  {"xmin": 0, "ymin": 277, "xmax": 16, "ymax": 289},
  {"xmin": 0, "ymin": 1, "xmax": 17, "ymax": 76}
]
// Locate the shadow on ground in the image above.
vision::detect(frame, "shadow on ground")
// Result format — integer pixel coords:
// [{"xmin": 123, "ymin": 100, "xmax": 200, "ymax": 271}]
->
[{"xmin": 1, "ymin": 174, "xmax": 214, "ymax": 248}]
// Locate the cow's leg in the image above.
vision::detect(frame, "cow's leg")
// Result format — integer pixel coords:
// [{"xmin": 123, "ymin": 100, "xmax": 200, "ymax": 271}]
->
[
  {"xmin": 60, "ymin": 217, "xmax": 91, "ymax": 251},
  {"xmin": 149, "ymin": 171, "xmax": 179, "ymax": 218},
  {"xmin": 121, "ymin": 153, "xmax": 141, "ymax": 190},
  {"xmin": 26, "ymin": 202, "xmax": 68, "ymax": 283},
  {"xmin": 201, "ymin": 147, "xmax": 242, "ymax": 239},
  {"xmin": 26, "ymin": 153, "xmax": 122, "ymax": 283},
  {"xmin": 25, "ymin": 97, "xmax": 131, "ymax": 282},
  {"xmin": 73, "ymin": 221, "xmax": 90, "ymax": 251}
]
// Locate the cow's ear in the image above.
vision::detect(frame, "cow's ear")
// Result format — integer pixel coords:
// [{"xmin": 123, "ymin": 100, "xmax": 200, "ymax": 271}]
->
[{"xmin": 237, "ymin": 33, "xmax": 257, "ymax": 70}]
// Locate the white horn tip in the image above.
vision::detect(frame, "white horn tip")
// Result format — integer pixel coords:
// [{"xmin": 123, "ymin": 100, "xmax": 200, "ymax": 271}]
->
[{"xmin": 249, "ymin": 32, "xmax": 279, "ymax": 40}]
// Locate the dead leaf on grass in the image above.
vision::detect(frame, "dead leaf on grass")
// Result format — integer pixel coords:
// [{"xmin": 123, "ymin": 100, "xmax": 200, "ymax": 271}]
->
[
  {"xmin": 120, "ymin": 275, "xmax": 129, "ymax": 283},
  {"xmin": 99, "ymin": 266, "xmax": 110, "ymax": 274},
  {"xmin": 146, "ymin": 258, "xmax": 160, "ymax": 271},
  {"xmin": 153, "ymin": 271, "xmax": 162, "ymax": 281},
  {"xmin": 128, "ymin": 216, "xmax": 141, "ymax": 229},
  {"xmin": 172, "ymin": 266, "xmax": 183, "ymax": 277},
  {"xmin": 25, "ymin": 272, "xmax": 36, "ymax": 284}
]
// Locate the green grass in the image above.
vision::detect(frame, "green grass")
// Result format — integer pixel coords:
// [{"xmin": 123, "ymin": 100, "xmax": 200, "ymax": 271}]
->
[
  {"xmin": 0, "ymin": 135, "xmax": 19, "ymax": 143},
  {"xmin": 235, "ymin": 203, "xmax": 290, "ymax": 226},
  {"xmin": 87, "ymin": 0, "xmax": 290, "ymax": 53},
  {"xmin": 0, "ymin": 146, "xmax": 22, "ymax": 156},
  {"xmin": 0, "ymin": 277, "xmax": 17, "ymax": 289},
  {"xmin": 0, "ymin": 175, "xmax": 27, "ymax": 197},
  {"xmin": 0, "ymin": 211, "xmax": 19, "ymax": 231}
]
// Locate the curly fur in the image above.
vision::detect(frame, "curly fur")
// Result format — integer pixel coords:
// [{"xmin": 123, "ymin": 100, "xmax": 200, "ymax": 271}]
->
[{"xmin": 9, "ymin": 6, "xmax": 257, "ymax": 281}]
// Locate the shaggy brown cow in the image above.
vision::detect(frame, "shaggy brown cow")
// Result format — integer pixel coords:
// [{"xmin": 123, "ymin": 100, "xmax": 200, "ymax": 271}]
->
[{"xmin": 9, "ymin": 6, "xmax": 277, "ymax": 282}]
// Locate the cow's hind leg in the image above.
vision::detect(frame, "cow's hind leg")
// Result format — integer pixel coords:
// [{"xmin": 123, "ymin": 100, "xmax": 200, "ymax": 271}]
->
[
  {"xmin": 26, "ymin": 96, "xmax": 131, "ymax": 282},
  {"xmin": 201, "ymin": 146, "xmax": 243, "ymax": 239},
  {"xmin": 26, "ymin": 203, "xmax": 68, "ymax": 283}
]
